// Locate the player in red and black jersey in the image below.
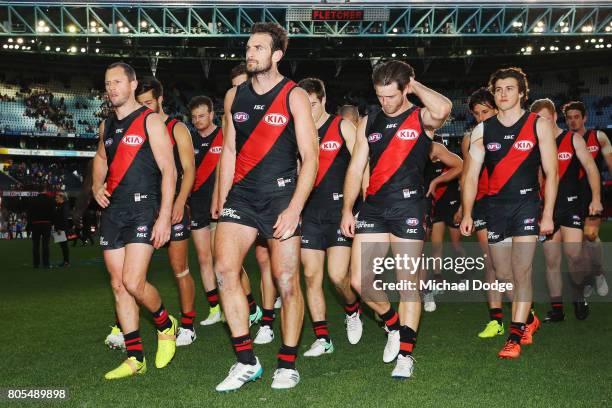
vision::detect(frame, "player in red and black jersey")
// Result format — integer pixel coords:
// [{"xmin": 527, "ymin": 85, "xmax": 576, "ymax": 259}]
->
[
  {"xmin": 214, "ymin": 23, "xmax": 318, "ymax": 392},
  {"xmin": 531, "ymin": 99, "xmax": 602, "ymax": 322},
  {"xmin": 340, "ymin": 60, "xmax": 452, "ymax": 379},
  {"xmin": 296, "ymin": 78, "xmax": 362, "ymax": 357},
  {"xmin": 461, "ymin": 88, "xmax": 507, "ymax": 338},
  {"xmin": 563, "ymin": 101, "xmax": 612, "ymax": 299},
  {"xmin": 93, "ymin": 62, "xmax": 178, "ymax": 379},
  {"xmin": 461, "ymin": 67, "xmax": 558, "ymax": 359},
  {"xmin": 136, "ymin": 77, "xmax": 198, "ymax": 345}
]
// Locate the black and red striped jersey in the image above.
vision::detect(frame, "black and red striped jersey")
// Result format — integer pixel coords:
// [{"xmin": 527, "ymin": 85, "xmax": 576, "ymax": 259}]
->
[
  {"xmin": 165, "ymin": 117, "xmax": 183, "ymax": 194},
  {"xmin": 483, "ymin": 111, "xmax": 541, "ymax": 201},
  {"xmin": 103, "ymin": 106, "xmax": 160, "ymax": 207},
  {"xmin": 364, "ymin": 106, "xmax": 431, "ymax": 204},
  {"xmin": 230, "ymin": 77, "xmax": 298, "ymax": 194},
  {"xmin": 427, "ymin": 160, "xmax": 459, "ymax": 203},
  {"xmin": 191, "ymin": 127, "xmax": 223, "ymax": 200},
  {"xmin": 555, "ymin": 130, "xmax": 581, "ymax": 206},
  {"xmin": 307, "ymin": 115, "xmax": 350, "ymax": 206}
]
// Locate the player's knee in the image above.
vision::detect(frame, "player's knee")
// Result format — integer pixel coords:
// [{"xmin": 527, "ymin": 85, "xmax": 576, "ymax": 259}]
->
[
  {"xmin": 122, "ymin": 276, "xmax": 145, "ymax": 297},
  {"xmin": 276, "ymin": 272, "xmax": 298, "ymax": 299},
  {"xmin": 328, "ymin": 269, "xmax": 349, "ymax": 288},
  {"xmin": 214, "ymin": 262, "xmax": 240, "ymax": 290},
  {"xmin": 584, "ymin": 231, "xmax": 598, "ymax": 242},
  {"xmin": 350, "ymin": 274, "xmax": 362, "ymax": 295},
  {"xmin": 110, "ymin": 278, "xmax": 126, "ymax": 294}
]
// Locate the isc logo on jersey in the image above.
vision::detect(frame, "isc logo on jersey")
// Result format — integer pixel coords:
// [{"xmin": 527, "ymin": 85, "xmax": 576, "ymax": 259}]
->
[
  {"xmin": 487, "ymin": 143, "xmax": 501, "ymax": 151},
  {"xmin": 514, "ymin": 140, "xmax": 534, "ymax": 151},
  {"xmin": 233, "ymin": 112, "xmax": 249, "ymax": 122},
  {"xmin": 558, "ymin": 152, "xmax": 572, "ymax": 160},
  {"xmin": 395, "ymin": 129, "xmax": 419, "ymax": 141},
  {"xmin": 321, "ymin": 141, "xmax": 340, "ymax": 151},
  {"xmin": 264, "ymin": 113, "xmax": 288, "ymax": 126},
  {"xmin": 210, "ymin": 146, "xmax": 222, "ymax": 154},
  {"xmin": 368, "ymin": 133, "xmax": 382, "ymax": 143},
  {"xmin": 122, "ymin": 135, "xmax": 144, "ymax": 146}
]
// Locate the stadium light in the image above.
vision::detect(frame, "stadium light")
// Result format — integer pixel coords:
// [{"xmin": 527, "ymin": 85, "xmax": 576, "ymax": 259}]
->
[
  {"xmin": 149, "ymin": 27, "xmax": 155, "ymax": 33},
  {"xmin": 9, "ymin": 44, "xmax": 13, "ymax": 49},
  {"xmin": 561, "ymin": 27, "xmax": 569, "ymax": 33},
  {"xmin": 526, "ymin": 46, "xmax": 532, "ymax": 52},
  {"xmin": 8, "ymin": 38, "xmax": 12, "ymax": 43},
  {"xmin": 14, "ymin": 45, "xmax": 19, "ymax": 49},
  {"xmin": 55, "ymin": 47, "xmax": 60, "ymax": 52},
  {"xmin": 141, "ymin": 21, "xmax": 148, "ymax": 28},
  {"xmin": 45, "ymin": 45, "xmax": 50, "ymax": 51},
  {"xmin": 2, "ymin": 44, "xmax": 7, "ymax": 49},
  {"xmin": 68, "ymin": 25, "xmax": 76, "ymax": 33},
  {"xmin": 70, "ymin": 46, "xmax": 77, "ymax": 53},
  {"xmin": 95, "ymin": 48, "xmax": 100, "ymax": 53},
  {"xmin": 575, "ymin": 45, "xmax": 581, "ymax": 50},
  {"xmin": 466, "ymin": 49, "xmax": 472, "ymax": 56},
  {"xmin": 590, "ymin": 38, "xmax": 596, "ymax": 43},
  {"xmin": 606, "ymin": 27, "xmax": 611, "ymax": 32},
  {"xmin": 230, "ymin": 53, "xmax": 236, "ymax": 58},
  {"xmin": 38, "ymin": 20, "xmax": 45, "ymax": 27},
  {"xmin": 358, "ymin": 52, "xmax": 363, "ymax": 57},
  {"xmin": 155, "ymin": 51, "xmax": 160, "ymax": 56},
  {"xmin": 598, "ymin": 38, "xmax": 603, "ymax": 42},
  {"xmin": 392, "ymin": 28, "xmax": 398, "ymax": 33},
  {"xmin": 17, "ymin": 38, "xmax": 23, "ymax": 44},
  {"xmin": 117, "ymin": 21, "xmax": 124, "ymax": 28},
  {"xmin": 540, "ymin": 46, "xmax": 546, "ymax": 51},
  {"xmin": 608, "ymin": 44, "xmax": 612, "ymax": 48},
  {"xmin": 581, "ymin": 25, "xmax": 593, "ymax": 32},
  {"xmin": 98, "ymin": 27, "xmax": 104, "ymax": 33},
  {"xmin": 391, "ymin": 52, "xmax": 397, "ymax": 57},
  {"xmin": 80, "ymin": 47, "xmax": 86, "ymax": 53},
  {"xmin": 90, "ymin": 21, "xmax": 97, "ymax": 27},
  {"xmin": 565, "ymin": 45, "xmax": 570, "ymax": 50}
]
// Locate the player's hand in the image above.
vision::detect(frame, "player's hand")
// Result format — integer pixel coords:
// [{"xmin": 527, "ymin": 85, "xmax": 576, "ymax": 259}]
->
[
  {"xmin": 171, "ymin": 199, "xmax": 185, "ymax": 224},
  {"xmin": 150, "ymin": 213, "xmax": 171, "ymax": 249},
  {"xmin": 425, "ymin": 180, "xmax": 437, "ymax": 198},
  {"xmin": 453, "ymin": 206, "xmax": 463, "ymax": 226},
  {"xmin": 211, "ymin": 196, "xmax": 220, "ymax": 220},
  {"xmin": 589, "ymin": 200, "xmax": 603, "ymax": 216},
  {"xmin": 340, "ymin": 209, "xmax": 356, "ymax": 238},
  {"xmin": 460, "ymin": 215, "xmax": 474, "ymax": 236},
  {"xmin": 539, "ymin": 215, "xmax": 554, "ymax": 236},
  {"xmin": 273, "ymin": 206, "xmax": 301, "ymax": 240},
  {"xmin": 93, "ymin": 183, "xmax": 110, "ymax": 208}
]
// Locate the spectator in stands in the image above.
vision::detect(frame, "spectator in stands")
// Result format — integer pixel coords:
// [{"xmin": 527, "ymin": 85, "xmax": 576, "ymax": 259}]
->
[
  {"xmin": 53, "ymin": 192, "xmax": 71, "ymax": 267},
  {"xmin": 27, "ymin": 186, "xmax": 55, "ymax": 268}
]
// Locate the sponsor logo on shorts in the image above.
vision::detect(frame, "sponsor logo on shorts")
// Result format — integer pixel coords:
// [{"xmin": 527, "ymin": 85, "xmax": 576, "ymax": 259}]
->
[
  {"xmin": 405, "ymin": 228, "xmax": 419, "ymax": 234},
  {"xmin": 368, "ymin": 133, "xmax": 383, "ymax": 143},
  {"xmin": 104, "ymin": 138, "xmax": 113, "ymax": 147},
  {"xmin": 514, "ymin": 140, "xmax": 534, "ymax": 151},
  {"xmin": 403, "ymin": 189, "xmax": 417, "ymax": 198},
  {"xmin": 175, "ymin": 232, "xmax": 184, "ymax": 237},
  {"xmin": 396, "ymin": 128, "xmax": 419, "ymax": 141},
  {"xmin": 523, "ymin": 218, "xmax": 535, "ymax": 224},
  {"xmin": 233, "ymin": 112, "xmax": 249, "ymax": 122},
  {"xmin": 474, "ymin": 219, "xmax": 485, "ymax": 227},
  {"xmin": 264, "ymin": 113, "xmax": 288, "ymax": 126},
  {"xmin": 277, "ymin": 178, "xmax": 292, "ymax": 187},
  {"xmin": 173, "ymin": 224, "xmax": 184, "ymax": 231},
  {"xmin": 450, "ymin": 200, "xmax": 457, "ymax": 205},
  {"xmin": 524, "ymin": 225, "xmax": 535, "ymax": 231},
  {"xmin": 406, "ymin": 218, "xmax": 420, "ymax": 226},
  {"xmin": 333, "ymin": 192, "xmax": 343, "ymax": 201},
  {"xmin": 355, "ymin": 220, "xmax": 374, "ymax": 229},
  {"xmin": 210, "ymin": 146, "xmax": 222, "ymax": 154},
  {"xmin": 520, "ymin": 188, "xmax": 533, "ymax": 195},
  {"xmin": 321, "ymin": 141, "xmax": 341, "ymax": 151},
  {"xmin": 122, "ymin": 134, "xmax": 144, "ymax": 146},
  {"xmin": 100, "ymin": 236, "xmax": 108, "ymax": 246},
  {"xmin": 133, "ymin": 193, "xmax": 148, "ymax": 202},
  {"xmin": 567, "ymin": 195, "xmax": 578, "ymax": 202},
  {"xmin": 136, "ymin": 233, "xmax": 147, "ymax": 238},
  {"xmin": 572, "ymin": 214, "xmax": 581, "ymax": 220},
  {"xmin": 136, "ymin": 226, "xmax": 148, "ymax": 232},
  {"xmin": 488, "ymin": 231, "xmax": 500, "ymax": 240},
  {"xmin": 487, "ymin": 142, "xmax": 501, "ymax": 151},
  {"xmin": 220, "ymin": 208, "xmax": 241, "ymax": 220},
  {"xmin": 191, "ymin": 221, "xmax": 199, "ymax": 227},
  {"xmin": 337, "ymin": 236, "xmax": 347, "ymax": 242},
  {"xmin": 587, "ymin": 145, "xmax": 599, "ymax": 153},
  {"xmin": 558, "ymin": 152, "xmax": 572, "ymax": 160}
]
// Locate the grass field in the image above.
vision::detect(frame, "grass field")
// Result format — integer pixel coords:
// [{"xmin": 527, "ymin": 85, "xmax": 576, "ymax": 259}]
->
[{"xmin": 2, "ymin": 230, "xmax": 612, "ymax": 408}]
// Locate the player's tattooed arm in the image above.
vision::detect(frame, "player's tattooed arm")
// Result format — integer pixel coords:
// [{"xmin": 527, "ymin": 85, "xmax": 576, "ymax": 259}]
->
[
  {"xmin": 460, "ymin": 123, "xmax": 484, "ymax": 236},
  {"xmin": 574, "ymin": 133, "xmax": 603, "ymax": 215},
  {"xmin": 92, "ymin": 121, "xmax": 110, "ymax": 208}
]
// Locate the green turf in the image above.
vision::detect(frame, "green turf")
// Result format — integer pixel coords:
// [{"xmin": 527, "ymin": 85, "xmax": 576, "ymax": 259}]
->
[{"xmin": 1, "ymin": 231, "xmax": 611, "ymax": 408}]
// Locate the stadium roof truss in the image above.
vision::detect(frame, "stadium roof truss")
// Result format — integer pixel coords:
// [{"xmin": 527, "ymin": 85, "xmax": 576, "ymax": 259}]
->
[{"xmin": 0, "ymin": 3, "xmax": 611, "ymax": 38}]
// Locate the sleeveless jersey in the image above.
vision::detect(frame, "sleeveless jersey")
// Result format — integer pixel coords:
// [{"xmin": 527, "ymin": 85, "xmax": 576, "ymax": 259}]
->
[
  {"xmin": 191, "ymin": 127, "xmax": 223, "ymax": 201},
  {"xmin": 555, "ymin": 130, "xmax": 581, "ymax": 208},
  {"xmin": 230, "ymin": 77, "xmax": 298, "ymax": 194},
  {"xmin": 364, "ymin": 106, "xmax": 431, "ymax": 204},
  {"xmin": 483, "ymin": 111, "xmax": 540, "ymax": 201},
  {"xmin": 103, "ymin": 106, "xmax": 159, "ymax": 207}
]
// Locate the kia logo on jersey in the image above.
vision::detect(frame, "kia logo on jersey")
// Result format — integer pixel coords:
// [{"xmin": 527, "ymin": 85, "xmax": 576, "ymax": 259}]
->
[
  {"xmin": 558, "ymin": 152, "xmax": 572, "ymax": 160},
  {"xmin": 122, "ymin": 135, "xmax": 144, "ymax": 146},
  {"xmin": 395, "ymin": 128, "xmax": 419, "ymax": 140},
  {"xmin": 233, "ymin": 112, "xmax": 249, "ymax": 122},
  {"xmin": 406, "ymin": 218, "xmax": 420, "ymax": 226},
  {"xmin": 321, "ymin": 141, "xmax": 340, "ymax": 151},
  {"xmin": 514, "ymin": 140, "xmax": 534, "ymax": 151},
  {"xmin": 210, "ymin": 146, "xmax": 222, "ymax": 154},
  {"xmin": 368, "ymin": 133, "xmax": 382, "ymax": 143},
  {"xmin": 264, "ymin": 113, "xmax": 288, "ymax": 126},
  {"xmin": 486, "ymin": 142, "xmax": 501, "ymax": 151},
  {"xmin": 587, "ymin": 145, "xmax": 599, "ymax": 153}
]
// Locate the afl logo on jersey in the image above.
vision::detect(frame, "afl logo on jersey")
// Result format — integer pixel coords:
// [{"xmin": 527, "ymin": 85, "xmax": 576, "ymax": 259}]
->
[
  {"xmin": 486, "ymin": 143, "xmax": 501, "ymax": 151},
  {"xmin": 321, "ymin": 141, "xmax": 341, "ymax": 151},
  {"xmin": 558, "ymin": 152, "xmax": 572, "ymax": 161},
  {"xmin": 513, "ymin": 140, "xmax": 534, "ymax": 151},
  {"xmin": 210, "ymin": 146, "xmax": 222, "ymax": 154},
  {"xmin": 396, "ymin": 129, "xmax": 419, "ymax": 141},
  {"xmin": 368, "ymin": 133, "xmax": 382, "ymax": 143},
  {"xmin": 587, "ymin": 145, "xmax": 599, "ymax": 153},
  {"xmin": 233, "ymin": 112, "xmax": 249, "ymax": 122},
  {"xmin": 406, "ymin": 218, "xmax": 420, "ymax": 226},
  {"xmin": 104, "ymin": 138, "xmax": 113, "ymax": 147},
  {"xmin": 264, "ymin": 113, "xmax": 288, "ymax": 126},
  {"xmin": 122, "ymin": 135, "xmax": 144, "ymax": 146}
]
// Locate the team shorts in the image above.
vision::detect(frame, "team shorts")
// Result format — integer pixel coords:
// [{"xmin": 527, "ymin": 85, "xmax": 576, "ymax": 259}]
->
[
  {"xmin": 473, "ymin": 198, "xmax": 488, "ymax": 232},
  {"xmin": 189, "ymin": 196, "xmax": 212, "ymax": 230},
  {"xmin": 486, "ymin": 197, "xmax": 541, "ymax": 244},
  {"xmin": 355, "ymin": 198, "xmax": 426, "ymax": 240},
  {"xmin": 301, "ymin": 207, "xmax": 351, "ymax": 250},
  {"xmin": 553, "ymin": 200, "xmax": 584, "ymax": 233},
  {"xmin": 431, "ymin": 194, "xmax": 461, "ymax": 228},
  {"xmin": 99, "ymin": 203, "xmax": 158, "ymax": 250},
  {"xmin": 170, "ymin": 205, "xmax": 190, "ymax": 241}
]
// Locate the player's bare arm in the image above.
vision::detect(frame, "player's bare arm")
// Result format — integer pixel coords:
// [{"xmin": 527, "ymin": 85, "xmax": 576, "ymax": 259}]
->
[
  {"xmin": 341, "ymin": 116, "xmax": 369, "ymax": 238},
  {"xmin": 460, "ymin": 123, "xmax": 485, "ymax": 236},
  {"xmin": 537, "ymin": 117, "xmax": 559, "ymax": 236},
  {"xmin": 217, "ymin": 87, "xmax": 238, "ymax": 212},
  {"xmin": 172, "ymin": 122, "xmax": 195, "ymax": 224},
  {"xmin": 92, "ymin": 121, "xmax": 110, "ymax": 208},
  {"xmin": 410, "ymin": 79, "xmax": 453, "ymax": 134},
  {"xmin": 427, "ymin": 142, "xmax": 463, "ymax": 197},
  {"xmin": 574, "ymin": 133, "xmax": 603, "ymax": 215},
  {"xmin": 340, "ymin": 119, "xmax": 357, "ymax": 154}
]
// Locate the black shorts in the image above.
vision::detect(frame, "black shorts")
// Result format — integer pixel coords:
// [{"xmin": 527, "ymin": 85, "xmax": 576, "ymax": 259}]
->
[
  {"xmin": 99, "ymin": 203, "xmax": 158, "ymax": 250},
  {"xmin": 219, "ymin": 189, "xmax": 300, "ymax": 240},
  {"xmin": 580, "ymin": 187, "xmax": 603, "ymax": 220},
  {"xmin": 355, "ymin": 198, "xmax": 426, "ymax": 240},
  {"xmin": 486, "ymin": 197, "xmax": 541, "ymax": 244},
  {"xmin": 473, "ymin": 198, "xmax": 488, "ymax": 232},
  {"xmin": 553, "ymin": 200, "xmax": 584, "ymax": 233},
  {"xmin": 431, "ymin": 195, "xmax": 460, "ymax": 228},
  {"xmin": 301, "ymin": 207, "xmax": 351, "ymax": 250},
  {"xmin": 170, "ymin": 205, "xmax": 190, "ymax": 241},
  {"xmin": 189, "ymin": 197, "xmax": 212, "ymax": 230}
]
